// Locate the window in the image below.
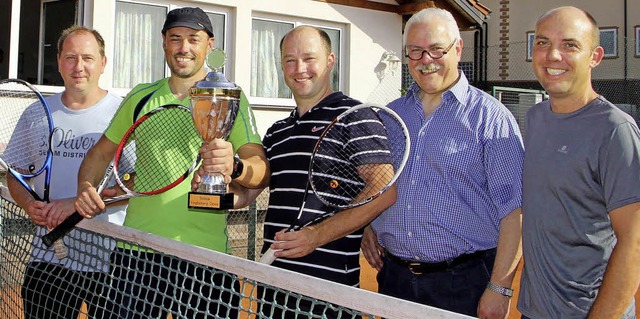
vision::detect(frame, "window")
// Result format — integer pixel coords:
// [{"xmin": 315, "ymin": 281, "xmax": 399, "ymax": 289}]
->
[
  {"xmin": 112, "ymin": 2, "xmax": 227, "ymax": 89},
  {"xmin": 41, "ymin": 0, "xmax": 80, "ymax": 86},
  {"xmin": 635, "ymin": 26, "xmax": 640, "ymax": 57},
  {"xmin": 16, "ymin": 0, "xmax": 80, "ymax": 85},
  {"xmin": 526, "ymin": 31, "xmax": 535, "ymax": 61},
  {"xmin": 207, "ymin": 13, "xmax": 226, "ymax": 51},
  {"xmin": 113, "ymin": 2, "xmax": 165, "ymax": 89},
  {"xmin": 599, "ymin": 27, "xmax": 618, "ymax": 58},
  {"xmin": 250, "ymin": 17, "xmax": 343, "ymax": 106},
  {"xmin": 250, "ymin": 19, "xmax": 293, "ymax": 100}
]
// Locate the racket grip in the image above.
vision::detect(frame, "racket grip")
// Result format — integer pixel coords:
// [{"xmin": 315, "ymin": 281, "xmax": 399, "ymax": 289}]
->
[
  {"xmin": 42, "ymin": 212, "xmax": 84, "ymax": 247},
  {"xmin": 259, "ymin": 247, "xmax": 278, "ymax": 264},
  {"xmin": 52, "ymin": 238, "xmax": 68, "ymax": 259}
]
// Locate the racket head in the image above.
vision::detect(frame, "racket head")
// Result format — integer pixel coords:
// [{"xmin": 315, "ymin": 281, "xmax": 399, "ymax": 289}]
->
[
  {"xmin": 112, "ymin": 104, "xmax": 201, "ymax": 197},
  {"xmin": 0, "ymin": 79, "xmax": 54, "ymax": 198},
  {"xmin": 309, "ymin": 103, "xmax": 410, "ymax": 209},
  {"xmin": 0, "ymin": 79, "xmax": 63, "ymax": 256}
]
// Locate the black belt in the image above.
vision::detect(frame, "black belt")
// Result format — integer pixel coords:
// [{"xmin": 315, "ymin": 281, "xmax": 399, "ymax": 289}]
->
[{"xmin": 386, "ymin": 248, "xmax": 496, "ymax": 275}]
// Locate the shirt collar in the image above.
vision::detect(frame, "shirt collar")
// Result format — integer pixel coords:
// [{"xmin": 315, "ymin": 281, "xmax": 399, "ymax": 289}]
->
[{"xmin": 287, "ymin": 91, "xmax": 347, "ymax": 121}]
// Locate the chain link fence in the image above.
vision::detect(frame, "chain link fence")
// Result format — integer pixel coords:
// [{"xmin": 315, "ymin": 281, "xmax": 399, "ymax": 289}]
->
[{"xmin": 227, "ymin": 191, "xmax": 268, "ymax": 260}]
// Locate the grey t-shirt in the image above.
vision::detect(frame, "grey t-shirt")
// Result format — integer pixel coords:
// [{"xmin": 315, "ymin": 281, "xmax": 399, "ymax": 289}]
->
[{"xmin": 519, "ymin": 96, "xmax": 639, "ymax": 318}]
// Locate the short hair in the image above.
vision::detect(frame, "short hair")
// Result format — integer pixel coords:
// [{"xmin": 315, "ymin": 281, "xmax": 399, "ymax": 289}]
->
[
  {"xmin": 57, "ymin": 25, "xmax": 106, "ymax": 57},
  {"xmin": 403, "ymin": 8, "xmax": 461, "ymax": 46},
  {"xmin": 279, "ymin": 26, "xmax": 332, "ymax": 55}
]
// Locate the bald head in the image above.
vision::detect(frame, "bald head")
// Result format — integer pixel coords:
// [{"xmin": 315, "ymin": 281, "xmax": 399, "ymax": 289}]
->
[
  {"xmin": 280, "ymin": 25, "xmax": 332, "ymax": 56},
  {"xmin": 537, "ymin": 6, "xmax": 599, "ymax": 50}
]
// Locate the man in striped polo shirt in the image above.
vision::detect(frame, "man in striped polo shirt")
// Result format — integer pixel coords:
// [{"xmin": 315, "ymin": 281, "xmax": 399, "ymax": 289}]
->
[{"xmin": 225, "ymin": 25, "xmax": 397, "ymax": 318}]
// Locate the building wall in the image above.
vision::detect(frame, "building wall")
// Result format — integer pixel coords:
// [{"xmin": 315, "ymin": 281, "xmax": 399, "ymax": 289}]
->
[
  {"xmin": 88, "ymin": 0, "xmax": 403, "ymax": 136},
  {"xmin": 480, "ymin": 0, "xmax": 640, "ymax": 82}
]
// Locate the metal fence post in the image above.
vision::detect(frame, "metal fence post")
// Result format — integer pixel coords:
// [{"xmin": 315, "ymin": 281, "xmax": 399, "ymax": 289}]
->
[{"xmin": 247, "ymin": 201, "xmax": 257, "ymax": 260}]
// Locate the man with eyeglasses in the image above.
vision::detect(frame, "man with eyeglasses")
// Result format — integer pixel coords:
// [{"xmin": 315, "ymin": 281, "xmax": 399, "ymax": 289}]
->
[{"xmin": 361, "ymin": 8, "xmax": 524, "ymax": 318}]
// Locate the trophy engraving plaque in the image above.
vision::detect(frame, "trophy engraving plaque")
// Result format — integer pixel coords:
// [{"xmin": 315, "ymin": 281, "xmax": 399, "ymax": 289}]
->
[{"xmin": 188, "ymin": 49, "xmax": 240, "ymax": 210}]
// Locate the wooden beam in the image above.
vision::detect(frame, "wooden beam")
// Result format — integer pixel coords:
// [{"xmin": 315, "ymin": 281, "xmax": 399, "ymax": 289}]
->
[
  {"xmin": 313, "ymin": 0, "xmax": 400, "ymax": 13},
  {"xmin": 398, "ymin": 1, "xmax": 435, "ymax": 15}
]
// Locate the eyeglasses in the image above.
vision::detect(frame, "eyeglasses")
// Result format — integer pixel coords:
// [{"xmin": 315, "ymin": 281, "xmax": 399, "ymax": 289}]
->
[{"xmin": 405, "ymin": 39, "xmax": 457, "ymax": 61}]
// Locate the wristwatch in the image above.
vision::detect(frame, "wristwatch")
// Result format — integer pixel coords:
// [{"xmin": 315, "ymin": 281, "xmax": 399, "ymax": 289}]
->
[
  {"xmin": 230, "ymin": 154, "xmax": 244, "ymax": 179},
  {"xmin": 486, "ymin": 282, "xmax": 513, "ymax": 298}
]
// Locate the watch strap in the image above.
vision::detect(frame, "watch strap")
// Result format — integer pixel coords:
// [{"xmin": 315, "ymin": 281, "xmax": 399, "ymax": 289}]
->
[
  {"xmin": 230, "ymin": 154, "xmax": 244, "ymax": 179},
  {"xmin": 486, "ymin": 281, "xmax": 513, "ymax": 297}
]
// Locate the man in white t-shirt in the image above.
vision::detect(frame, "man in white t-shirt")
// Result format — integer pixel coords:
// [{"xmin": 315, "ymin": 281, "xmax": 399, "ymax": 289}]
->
[{"xmin": 6, "ymin": 25, "xmax": 125, "ymax": 319}]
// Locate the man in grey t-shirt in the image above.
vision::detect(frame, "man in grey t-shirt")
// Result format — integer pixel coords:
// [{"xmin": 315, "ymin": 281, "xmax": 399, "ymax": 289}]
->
[{"xmin": 519, "ymin": 6, "xmax": 640, "ymax": 318}]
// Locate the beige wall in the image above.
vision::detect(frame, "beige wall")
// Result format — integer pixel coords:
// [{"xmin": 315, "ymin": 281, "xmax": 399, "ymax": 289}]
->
[
  {"xmin": 480, "ymin": 0, "xmax": 640, "ymax": 82},
  {"xmin": 89, "ymin": 0, "xmax": 403, "ymax": 137}
]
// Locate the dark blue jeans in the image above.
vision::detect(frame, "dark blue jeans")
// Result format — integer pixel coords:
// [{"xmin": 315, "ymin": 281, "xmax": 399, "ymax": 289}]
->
[{"xmin": 377, "ymin": 249, "xmax": 496, "ymax": 317}]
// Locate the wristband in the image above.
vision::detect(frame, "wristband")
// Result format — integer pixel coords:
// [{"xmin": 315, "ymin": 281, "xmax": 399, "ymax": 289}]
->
[{"xmin": 230, "ymin": 154, "xmax": 244, "ymax": 179}]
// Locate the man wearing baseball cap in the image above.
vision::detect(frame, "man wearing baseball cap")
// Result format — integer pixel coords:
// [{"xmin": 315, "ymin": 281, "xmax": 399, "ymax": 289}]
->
[
  {"xmin": 161, "ymin": 6, "xmax": 214, "ymax": 37},
  {"xmin": 75, "ymin": 6, "xmax": 268, "ymax": 319}
]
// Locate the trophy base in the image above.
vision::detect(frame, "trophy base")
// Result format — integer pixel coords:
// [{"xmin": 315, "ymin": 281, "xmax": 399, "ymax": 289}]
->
[{"xmin": 188, "ymin": 192, "xmax": 234, "ymax": 210}]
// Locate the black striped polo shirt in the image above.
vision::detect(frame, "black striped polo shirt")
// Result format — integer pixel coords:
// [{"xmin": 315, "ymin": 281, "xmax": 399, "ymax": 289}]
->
[{"xmin": 262, "ymin": 92, "xmax": 368, "ymax": 286}]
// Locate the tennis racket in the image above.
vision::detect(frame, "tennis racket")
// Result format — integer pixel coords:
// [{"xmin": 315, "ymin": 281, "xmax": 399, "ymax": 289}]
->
[
  {"xmin": 42, "ymin": 104, "xmax": 201, "ymax": 247},
  {"xmin": 260, "ymin": 103, "xmax": 410, "ymax": 264},
  {"xmin": 0, "ymin": 78, "xmax": 68, "ymax": 259}
]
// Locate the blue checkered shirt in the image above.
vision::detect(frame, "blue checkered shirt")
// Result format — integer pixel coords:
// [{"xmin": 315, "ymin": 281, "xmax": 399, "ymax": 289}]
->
[{"xmin": 371, "ymin": 72, "xmax": 524, "ymax": 262}]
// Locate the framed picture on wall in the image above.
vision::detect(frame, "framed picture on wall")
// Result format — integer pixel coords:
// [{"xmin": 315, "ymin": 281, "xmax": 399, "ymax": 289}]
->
[{"xmin": 599, "ymin": 27, "xmax": 618, "ymax": 58}]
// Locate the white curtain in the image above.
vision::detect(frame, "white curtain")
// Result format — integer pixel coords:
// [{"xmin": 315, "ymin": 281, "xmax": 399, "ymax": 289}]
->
[
  {"xmin": 113, "ymin": 2, "xmax": 165, "ymax": 89},
  {"xmin": 250, "ymin": 20, "xmax": 292, "ymax": 98}
]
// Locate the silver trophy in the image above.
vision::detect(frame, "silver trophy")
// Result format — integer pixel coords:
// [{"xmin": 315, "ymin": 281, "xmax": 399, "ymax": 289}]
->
[{"xmin": 188, "ymin": 49, "xmax": 240, "ymax": 210}]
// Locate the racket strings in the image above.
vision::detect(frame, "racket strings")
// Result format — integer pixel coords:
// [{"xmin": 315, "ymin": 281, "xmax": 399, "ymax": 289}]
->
[
  {"xmin": 114, "ymin": 107, "xmax": 201, "ymax": 194},
  {"xmin": 310, "ymin": 107, "xmax": 403, "ymax": 208},
  {"xmin": 0, "ymin": 81, "xmax": 51, "ymax": 175}
]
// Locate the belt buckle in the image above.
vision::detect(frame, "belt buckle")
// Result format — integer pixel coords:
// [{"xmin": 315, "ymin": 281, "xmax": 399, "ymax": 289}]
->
[{"xmin": 407, "ymin": 262, "xmax": 423, "ymax": 275}]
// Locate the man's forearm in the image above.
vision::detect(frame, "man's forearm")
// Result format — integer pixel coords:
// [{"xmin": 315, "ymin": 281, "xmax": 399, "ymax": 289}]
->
[
  {"xmin": 77, "ymin": 152, "xmax": 109, "ymax": 194},
  {"xmin": 77, "ymin": 141, "xmax": 114, "ymax": 194},
  {"xmin": 588, "ymin": 241, "xmax": 640, "ymax": 318},
  {"xmin": 588, "ymin": 202, "xmax": 640, "ymax": 318},
  {"xmin": 6, "ymin": 175, "xmax": 37, "ymax": 211},
  {"xmin": 310, "ymin": 187, "xmax": 397, "ymax": 247},
  {"xmin": 229, "ymin": 182, "xmax": 264, "ymax": 209},
  {"xmin": 490, "ymin": 208, "xmax": 523, "ymax": 287},
  {"xmin": 234, "ymin": 143, "xmax": 269, "ymax": 189}
]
